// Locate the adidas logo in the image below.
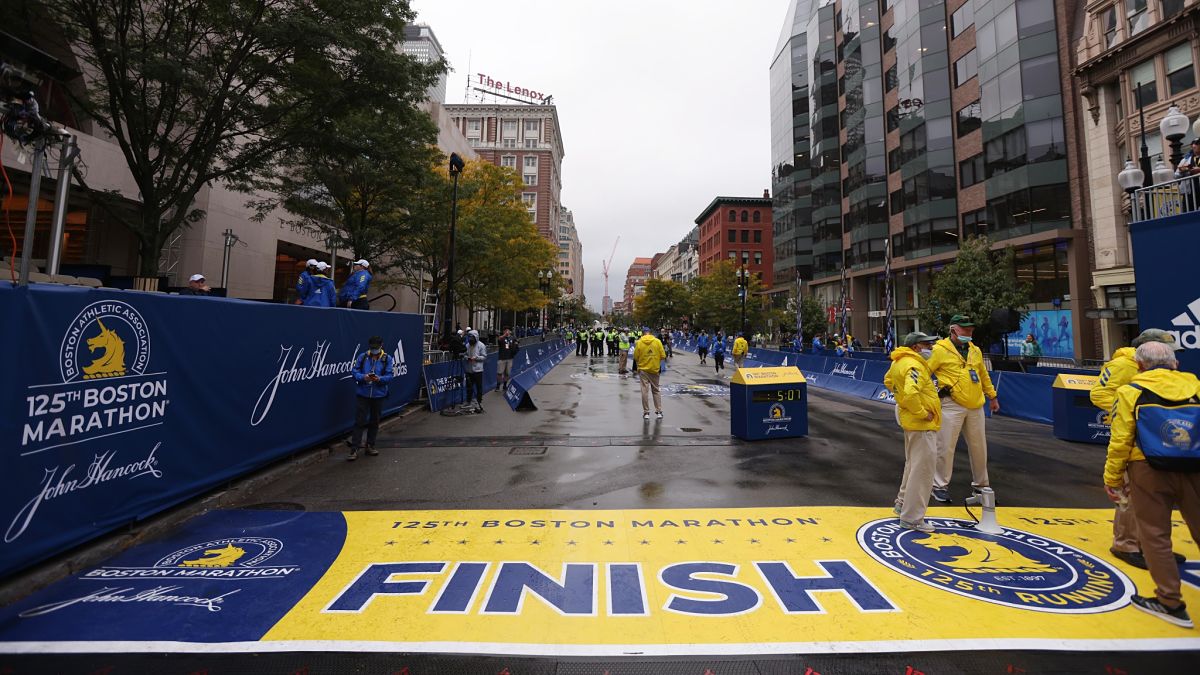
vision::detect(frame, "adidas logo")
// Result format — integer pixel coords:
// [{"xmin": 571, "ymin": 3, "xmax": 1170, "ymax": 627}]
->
[{"xmin": 1170, "ymin": 297, "xmax": 1200, "ymax": 350}]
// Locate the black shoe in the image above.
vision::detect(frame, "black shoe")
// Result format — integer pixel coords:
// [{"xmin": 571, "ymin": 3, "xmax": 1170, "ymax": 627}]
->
[
  {"xmin": 1110, "ymin": 549, "xmax": 1149, "ymax": 570},
  {"xmin": 347, "ymin": 448, "xmax": 359, "ymax": 462},
  {"xmin": 1131, "ymin": 595, "xmax": 1193, "ymax": 628},
  {"xmin": 1175, "ymin": 552, "xmax": 1187, "ymax": 564},
  {"xmin": 365, "ymin": 446, "xmax": 379, "ymax": 456},
  {"xmin": 931, "ymin": 487, "xmax": 950, "ymax": 503}
]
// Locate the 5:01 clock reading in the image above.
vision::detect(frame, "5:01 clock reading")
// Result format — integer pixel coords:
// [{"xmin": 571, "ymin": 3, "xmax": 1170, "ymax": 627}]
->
[{"xmin": 751, "ymin": 388, "xmax": 804, "ymax": 403}]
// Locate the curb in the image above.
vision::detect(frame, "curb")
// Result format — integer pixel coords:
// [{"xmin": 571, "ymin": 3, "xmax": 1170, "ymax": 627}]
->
[{"xmin": 0, "ymin": 402, "xmax": 424, "ymax": 606}]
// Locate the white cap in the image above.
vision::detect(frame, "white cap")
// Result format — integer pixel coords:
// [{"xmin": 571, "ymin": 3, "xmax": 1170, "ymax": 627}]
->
[
  {"xmin": 316, "ymin": 262, "xmax": 330, "ymax": 271},
  {"xmin": 189, "ymin": 273, "xmax": 205, "ymax": 282},
  {"xmin": 306, "ymin": 258, "xmax": 318, "ymax": 267},
  {"xmin": 352, "ymin": 259, "xmax": 369, "ymax": 268}
]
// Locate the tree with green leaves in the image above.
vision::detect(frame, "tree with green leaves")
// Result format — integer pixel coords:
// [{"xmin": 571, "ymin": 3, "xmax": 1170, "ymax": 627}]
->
[
  {"xmin": 687, "ymin": 260, "xmax": 769, "ymax": 334},
  {"xmin": 795, "ymin": 295, "xmax": 828, "ymax": 341},
  {"xmin": 633, "ymin": 278, "xmax": 691, "ymax": 328},
  {"xmin": 17, "ymin": 0, "xmax": 441, "ymax": 276},
  {"xmin": 916, "ymin": 235, "xmax": 1032, "ymax": 348}
]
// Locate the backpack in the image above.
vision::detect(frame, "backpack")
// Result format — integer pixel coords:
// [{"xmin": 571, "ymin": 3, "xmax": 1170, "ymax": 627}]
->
[{"xmin": 1129, "ymin": 383, "xmax": 1200, "ymax": 472}]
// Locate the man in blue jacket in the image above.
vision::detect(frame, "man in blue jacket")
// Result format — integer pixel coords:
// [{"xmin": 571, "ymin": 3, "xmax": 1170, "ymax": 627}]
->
[
  {"xmin": 348, "ymin": 335, "xmax": 394, "ymax": 460},
  {"xmin": 304, "ymin": 262, "xmax": 337, "ymax": 307},
  {"xmin": 339, "ymin": 259, "xmax": 373, "ymax": 309},
  {"xmin": 696, "ymin": 331, "xmax": 710, "ymax": 364},
  {"xmin": 295, "ymin": 259, "xmax": 317, "ymax": 305}
]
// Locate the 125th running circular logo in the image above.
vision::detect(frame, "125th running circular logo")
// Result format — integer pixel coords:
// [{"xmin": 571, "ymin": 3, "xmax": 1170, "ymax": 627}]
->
[
  {"xmin": 59, "ymin": 301, "xmax": 151, "ymax": 382},
  {"xmin": 857, "ymin": 518, "xmax": 1133, "ymax": 613}
]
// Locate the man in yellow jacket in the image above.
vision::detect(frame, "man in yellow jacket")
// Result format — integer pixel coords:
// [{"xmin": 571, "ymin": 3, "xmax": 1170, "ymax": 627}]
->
[
  {"xmin": 633, "ymin": 328, "xmax": 667, "ymax": 420},
  {"xmin": 884, "ymin": 332, "xmax": 942, "ymax": 532},
  {"xmin": 732, "ymin": 333, "xmax": 749, "ymax": 370},
  {"xmin": 1090, "ymin": 328, "xmax": 1188, "ymax": 570},
  {"xmin": 1102, "ymin": 341, "xmax": 1200, "ymax": 629},
  {"xmin": 927, "ymin": 314, "xmax": 999, "ymax": 503}
]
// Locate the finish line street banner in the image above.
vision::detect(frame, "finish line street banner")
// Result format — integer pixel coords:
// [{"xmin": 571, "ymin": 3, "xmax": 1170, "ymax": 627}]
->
[{"xmin": 1, "ymin": 507, "xmax": 1198, "ymax": 656}]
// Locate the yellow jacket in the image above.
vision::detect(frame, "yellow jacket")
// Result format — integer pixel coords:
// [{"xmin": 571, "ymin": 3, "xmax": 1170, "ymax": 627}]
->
[
  {"xmin": 732, "ymin": 337, "xmax": 748, "ymax": 357},
  {"xmin": 926, "ymin": 337, "xmax": 997, "ymax": 409},
  {"xmin": 633, "ymin": 334, "xmax": 666, "ymax": 373},
  {"xmin": 1104, "ymin": 368, "xmax": 1200, "ymax": 487},
  {"xmin": 1089, "ymin": 347, "xmax": 1138, "ymax": 417},
  {"xmin": 884, "ymin": 347, "xmax": 942, "ymax": 431}
]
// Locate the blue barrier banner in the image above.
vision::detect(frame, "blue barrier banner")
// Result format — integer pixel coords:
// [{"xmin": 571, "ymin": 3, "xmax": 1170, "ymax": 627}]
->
[
  {"xmin": 423, "ymin": 353, "xmax": 499, "ymax": 412},
  {"xmin": 504, "ymin": 342, "xmax": 573, "ymax": 410},
  {"xmin": 0, "ymin": 283, "xmax": 423, "ymax": 578},
  {"xmin": 1130, "ymin": 211, "xmax": 1200, "ymax": 374},
  {"xmin": 990, "ymin": 371, "xmax": 1054, "ymax": 425}
]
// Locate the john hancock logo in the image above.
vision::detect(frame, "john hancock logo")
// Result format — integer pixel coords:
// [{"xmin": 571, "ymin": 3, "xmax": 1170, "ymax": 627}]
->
[
  {"xmin": 857, "ymin": 518, "xmax": 1132, "ymax": 613},
  {"xmin": 60, "ymin": 301, "xmax": 150, "ymax": 382},
  {"xmin": 82, "ymin": 537, "xmax": 300, "ymax": 581}
]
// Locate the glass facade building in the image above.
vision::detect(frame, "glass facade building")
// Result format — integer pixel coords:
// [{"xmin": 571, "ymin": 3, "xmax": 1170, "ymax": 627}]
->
[{"xmin": 769, "ymin": 0, "xmax": 1093, "ymax": 357}]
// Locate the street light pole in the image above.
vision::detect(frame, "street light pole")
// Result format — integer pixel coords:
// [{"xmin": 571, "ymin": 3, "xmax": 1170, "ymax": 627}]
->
[
  {"xmin": 1134, "ymin": 83, "xmax": 1153, "ymax": 187},
  {"xmin": 443, "ymin": 153, "xmax": 465, "ymax": 343},
  {"xmin": 739, "ymin": 264, "xmax": 747, "ymax": 335}
]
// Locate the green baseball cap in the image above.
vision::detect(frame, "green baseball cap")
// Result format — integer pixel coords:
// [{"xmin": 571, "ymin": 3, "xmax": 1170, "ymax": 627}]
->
[
  {"xmin": 1132, "ymin": 328, "xmax": 1184, "ymax": 351},
  {"xmin": 948, "ymin": 314, "xmax": 974, "ymax": 327},
  {"xmin": 903, "ymin": 331, "xmax": 939, "ymax": 346}
]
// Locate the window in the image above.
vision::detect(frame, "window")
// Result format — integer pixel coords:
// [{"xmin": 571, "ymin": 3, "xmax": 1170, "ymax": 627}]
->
[
  {"xmin": 1166, "ymin": 42, "xmax": 1196, "ymax": 96},
  {"xmin": 728, "ymin": 229, "xmax": 737, "ymax": 243},
  {"xmin": 742, "ymin": 250, "xmax": 750, "ymax": 264},
  {"xmin": 962, "ymin": 208, "xmax": 989, "ymax": 238},
  {"xmin": 466, "ymin": 119, "xmax": 481, "ymax": 136},
  {"xmin": 1127, "ymin": 0, "xmax": 1149, "ymax": 36},
  {"xmin": 522, "ymin": 193, "xmax": 536, "ymax": 207},
  {"xmin": 1021, "ymin": 54, "xmax": 1060, "ymax": 100},
  {"xmin": 500, "ymin": 155, "xmax": 516, "ymax": 168},
  {"xmin": 888, "ymin": 147, "xmax": 902, "ymax": 173},
  {"xmin": 1027, "ymin": 118, "xmax": 1066, "ymax": 163},
  {"xmin": 524, "ymin": 138, "xmax": 539, "ymax": 149},
  {"xmin": 1163, "ymin": 0, "xmax": 1185, "ymax": 20},
  {"xmin": 890, "ymin": 188, "xmax": 904, "ymax": 215},
  {"xmin": 729, "ymin": 209, "xmax": 737, "ymax": 221},
  {"xmin": 741, "ymin": 229, "xmax": 749, "ymax": 243},
  {"xmin": 741, "ymin": 210, "xmax": 749, "ymax": 221},
  {"xmin": 952, "ymin": 2, "xmax": 974, "ymax": 37},
  {"xmin": 754, "ymin": 230, "xmax": 762, "ymax": 243},
  {"xmin": 959, "ymin": 153, "xmax": 985, "ymax": 188},
  {"xmin": 501, "ymin": 138, "xmax": 517, "ymax": 148},
  {"xmin": 524, "ymin": 156, "xmax": 538, "ymax": 170},
  {"xmin": 985, "ymin": 126, "xmax": 1027, "ymax": 178},
  {"xmin": 502, "ymin": 119, "xmax": 518, "ymax": 137},
  {"xmin": 1103, "ymin": 6, "xmax": 1118, "ymax": 48},
  {"xmin": 886, "ymin": 65, "xmax": 898, "ymax": 92},
  {"xmin": 1131, "ymin": 58, "xmax": 1157, "ymax": 105},
  {"xmin": 1016, "ymin": 0, "xmax": 1055, "ymax": 34},
  {"xmin": 752, "ymin": 210, "xmax": 761, "ymax": 223},
  {"xmin": 754, "ymin": 251, "xmax": 763, "ymax": 265},
  {"xmin": 524, "ymin": 119, "xmax": 540, "ymax": 135},
  {"xmin": 523, "ymin": 173, "xmax": 538, "ymax": 186},
  {"xmin": 957, "ymin": 100, "xmax": 982, "ymax": 137},
  {"xmin": 728, "ymin": 251, "xmax": 738, "ymax": 260}
]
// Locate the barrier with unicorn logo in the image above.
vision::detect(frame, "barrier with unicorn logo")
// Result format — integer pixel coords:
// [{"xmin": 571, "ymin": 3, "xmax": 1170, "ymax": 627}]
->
[{"xmin": 0, "ymin": 282, "xmax": 423, "ymax": 578}]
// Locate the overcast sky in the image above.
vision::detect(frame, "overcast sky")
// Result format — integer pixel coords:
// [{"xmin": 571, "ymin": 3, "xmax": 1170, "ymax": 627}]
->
[{"xmin": 411, "ymin": 0, "xmax": 783, "ymax": 308}]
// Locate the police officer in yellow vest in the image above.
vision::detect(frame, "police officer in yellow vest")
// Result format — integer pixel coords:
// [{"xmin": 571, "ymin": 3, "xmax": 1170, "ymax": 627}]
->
[
  {"xmin": 926, "ymin": 314, "xmax": 999, "ymax": 503},
  {"xmin": 1090, "ymin": 328, "xmax": 1189, "ymax": 571}
]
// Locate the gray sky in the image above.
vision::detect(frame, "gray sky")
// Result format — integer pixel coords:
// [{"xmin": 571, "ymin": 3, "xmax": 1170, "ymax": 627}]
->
[{"xmin": 412, "ymin": 0, "xmax": 782, "ymax": 308}]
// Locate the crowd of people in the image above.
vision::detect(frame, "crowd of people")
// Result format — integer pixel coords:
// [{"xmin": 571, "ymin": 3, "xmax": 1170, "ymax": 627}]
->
[{"xmin": 295, "ymin": 258, "xmax": 374, "ymax": 308}]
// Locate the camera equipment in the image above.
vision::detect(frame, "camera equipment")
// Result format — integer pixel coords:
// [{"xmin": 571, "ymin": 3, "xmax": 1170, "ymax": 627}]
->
[{"xmin": 1, "ymin": 63, "xmax": 53, "ymax": 145}]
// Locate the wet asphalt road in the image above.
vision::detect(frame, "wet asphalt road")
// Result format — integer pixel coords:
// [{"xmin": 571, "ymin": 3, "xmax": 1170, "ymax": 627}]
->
[{"xmin": 238, "ymin": 350, "xmax": 1113, "ymax": 513}]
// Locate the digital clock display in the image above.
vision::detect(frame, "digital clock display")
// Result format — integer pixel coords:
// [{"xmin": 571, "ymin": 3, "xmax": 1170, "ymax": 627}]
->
[{"xmin": 751, "ymin": 388, "xmax": 803, "ymax": 403}]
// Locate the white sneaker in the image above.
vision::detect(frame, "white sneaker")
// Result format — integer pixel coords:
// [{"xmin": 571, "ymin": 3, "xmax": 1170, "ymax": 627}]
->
[
  {"xmin": 643, "ymin": 412, "xmax": 650, "ymax": 420},
  {"xmin": 655, "ymin": 411, "xmax": 663, "ymax": 419},
  {"xmin": 899, "ymin": 519, "xmax": 935, "ymax": 533}
]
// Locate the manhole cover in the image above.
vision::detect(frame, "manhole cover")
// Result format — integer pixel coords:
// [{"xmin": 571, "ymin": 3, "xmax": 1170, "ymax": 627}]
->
[
  {"xmin": 240, "ymin": 502, "xmax": 306, "ymax": 511},
  {"xmin": 679, "ymin": 427, "xmax": 703, "ymax": 433},
  {"xmin": 509, "ymin": 446, "xmax": 547, "ymax": 456}
]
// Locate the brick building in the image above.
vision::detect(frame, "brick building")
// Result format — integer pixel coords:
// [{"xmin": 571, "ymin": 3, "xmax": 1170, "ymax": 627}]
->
[
  {"xmin": 623, "ymin": 257, "xmax": 654, "ymax": 310},
  {"xmin": 695, "ymin": 196, "xmax": 775, "ymax": 287}
]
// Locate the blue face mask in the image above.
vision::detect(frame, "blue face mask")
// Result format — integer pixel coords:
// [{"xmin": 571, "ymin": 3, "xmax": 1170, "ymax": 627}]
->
[
  {"xmin": 957, "ymin": 335, "xmax": 972, "ymax": 343},
  {"xmin": 369, "ymin": 347, "xmax": 382, "ymax": 355}
]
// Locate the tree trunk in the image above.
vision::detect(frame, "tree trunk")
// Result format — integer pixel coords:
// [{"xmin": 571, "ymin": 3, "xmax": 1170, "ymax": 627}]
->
[{"xmin": 134, "ymin": 228, "xmax": 166, "ymax": 291}]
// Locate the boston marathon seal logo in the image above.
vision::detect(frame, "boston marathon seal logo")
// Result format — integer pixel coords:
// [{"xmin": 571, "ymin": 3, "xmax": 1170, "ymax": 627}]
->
[
  {"xmin": 60, "ymin": 301, "xmax": 150, "ymax": 382},
  {"xmin": 858, "ymin": 518, "xmax": 1133, "ymax": 613},
  {"xmin": 157, "ymin": 537, "xmax": 284, "ymax": 569}
]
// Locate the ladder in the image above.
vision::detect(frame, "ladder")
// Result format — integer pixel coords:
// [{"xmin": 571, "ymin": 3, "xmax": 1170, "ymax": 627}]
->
[
  {"xmin": 157, "ymin": 230, "xmax": 183, "ymax": 285},
  {"xmin": 422, "ymin": 289, "xmax": 440, "ymax": 351}
]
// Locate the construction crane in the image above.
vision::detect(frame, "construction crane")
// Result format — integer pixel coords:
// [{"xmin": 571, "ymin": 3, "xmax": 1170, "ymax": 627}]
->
[{"xmin": 600, "ymin": 236, "xmax": 620, "ymax": 316}]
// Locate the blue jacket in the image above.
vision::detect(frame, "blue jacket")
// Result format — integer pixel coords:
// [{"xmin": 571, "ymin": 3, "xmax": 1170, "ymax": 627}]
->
[
  {"xmin": 812, "ymin": 337, "xmax": 824, "ymax": 353},
  {"xmin": 303, "ymin": 275, "xmax": 336, "ymax": 307},
  {"xmin": 296, "ymin": 270, "xmax": 312, "ymax": 303},
  {"xmin": 353, "ymin": 351, "xmax": 394, "ymax": 398},
  {"xmin": 712, "ymin": 340, "xmax": 725, "ymax": 355},
  {"xmin": 697, "ymin": 334, "xmax": 710, "ymax": 348},
  {"xmin": 339, "ymin": 269, "xmax": 372, "ymax": 304}
]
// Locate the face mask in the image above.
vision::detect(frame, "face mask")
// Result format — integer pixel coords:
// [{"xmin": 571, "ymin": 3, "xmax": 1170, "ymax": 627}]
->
[
  {"xmin": 920, "ymin": 348, "xmax": 933, "ymax": 359},
  {"xmin": 957, "ymin": 335, "xmax": 973, "ymax": 343},
  {"xmin": 369, "ymin": 347, "xmax": 382, "ymax": 356}
]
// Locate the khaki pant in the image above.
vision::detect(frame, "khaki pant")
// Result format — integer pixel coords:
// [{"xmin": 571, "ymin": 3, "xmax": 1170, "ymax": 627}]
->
[
  {"xmin": 895, "ymin": 406, "xmax": 937, "ymax": 524},
  {"xmin": 1111, "ymin": 472, "xmax": 1141, "ymax": 553},
  {"xmin": 639, "ymin": 369, "xmax": 662, "ymax": 413},
  {"xmin": 619, "ymin": 351, "xmax": 628, "ymax": 373},
  {"xmin": 1128, "ymin": 461, "xmax": 1200, "ymax": 607},
  {"xmin": 733, "ymin": 354, "xmax": 745, "ymax": 370},
  {"xmin": 934, "ymin": 399, "xmax": 989, "ymax": 490}
]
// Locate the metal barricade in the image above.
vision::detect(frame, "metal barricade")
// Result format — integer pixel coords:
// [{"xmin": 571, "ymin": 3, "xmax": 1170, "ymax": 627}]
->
[{"xmin": 1131, "ymin": 175, "xmax": 1199, "ymax": 222}]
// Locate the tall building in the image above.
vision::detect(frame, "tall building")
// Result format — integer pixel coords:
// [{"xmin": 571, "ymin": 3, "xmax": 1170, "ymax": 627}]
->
[
  {"xmin": 1074, "ymin": 1, "xmax": 1199, "ymax": 356},
  {"xmin": 695, "ymin": 196, "xmax": 775, "ymax": 288},
  {"xmin": 770, "ymin": 0, "xmax": 815, "ymax": 297},
  {"xmin": 679, "ymin": 226, "xmax": 701, "ymax": 283},
  {"xmin": 444, "ymin": 102, "xmax": 566, "ymax": 243},
  {"xmin": 623, "ymin": 257, "xmax": 654, "ymax": 310},
  {"xmin": 402, "ymin": 24, "xmax": 448, "ymax": 104},
  {"xmin": 771, "ymin": 0, "xmax": 1093, "ymax": 358},
  {"xmin": 557, "ymin": 208, "xmax": 585, "ymax": 299}
]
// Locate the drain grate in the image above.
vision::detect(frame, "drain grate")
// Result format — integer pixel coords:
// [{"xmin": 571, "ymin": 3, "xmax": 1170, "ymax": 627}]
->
[
  {"xmin": 679, "ymin": 427, "xmax": 703, "ymax": 433},
  {"xmin": 509, "ymin": 446, "xmax": 548, "ymax": 456}
]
